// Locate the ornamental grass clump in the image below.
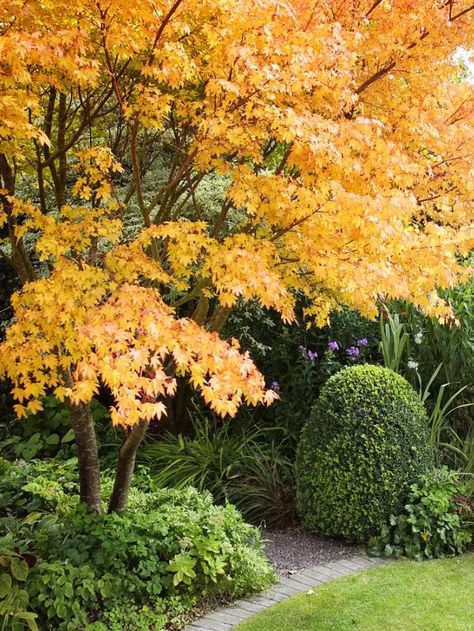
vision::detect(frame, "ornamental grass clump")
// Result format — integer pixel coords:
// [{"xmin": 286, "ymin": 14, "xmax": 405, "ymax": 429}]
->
[{"xmin": 295, "ymin": 365, "xmax": 432, "ymax": 542}]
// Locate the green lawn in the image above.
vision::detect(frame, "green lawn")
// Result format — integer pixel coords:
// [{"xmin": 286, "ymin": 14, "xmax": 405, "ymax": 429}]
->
[{"xmin": 235, "ymin": 554, "xmax": 474, "ymax": 631}]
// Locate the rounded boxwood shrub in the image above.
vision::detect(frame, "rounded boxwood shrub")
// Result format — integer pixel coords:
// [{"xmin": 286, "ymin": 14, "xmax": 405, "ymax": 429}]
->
[{"xmin": 295, "ymin": 364, "xmax": 432, "ymax": 542}]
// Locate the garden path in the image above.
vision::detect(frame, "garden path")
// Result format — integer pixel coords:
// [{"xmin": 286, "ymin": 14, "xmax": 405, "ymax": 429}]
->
[{"xmin": 184, "ymin": 555, "xmax": 387, "ymax": 631}]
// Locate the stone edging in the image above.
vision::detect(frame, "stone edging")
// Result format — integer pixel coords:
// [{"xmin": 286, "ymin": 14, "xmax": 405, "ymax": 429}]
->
[{"xmin": 184, "ymin": 555, "xmax": 387, "ymax": 631}]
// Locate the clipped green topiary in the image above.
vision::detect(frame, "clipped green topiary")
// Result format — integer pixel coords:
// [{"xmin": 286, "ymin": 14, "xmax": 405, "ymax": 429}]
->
[{"xmin": 295, "ymin": 364, "xmax": 432, "ymax": 542}]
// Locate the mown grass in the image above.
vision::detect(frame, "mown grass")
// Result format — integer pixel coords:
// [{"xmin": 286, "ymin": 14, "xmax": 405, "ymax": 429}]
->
[{"xmin": 235, "ymin": 554, "xmax": 474, "ymax": 631}]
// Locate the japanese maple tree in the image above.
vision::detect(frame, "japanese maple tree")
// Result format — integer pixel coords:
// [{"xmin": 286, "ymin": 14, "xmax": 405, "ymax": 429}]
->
[{"xmin": 0, "ymin": 0, "xmax": 473, "ymax": 513}]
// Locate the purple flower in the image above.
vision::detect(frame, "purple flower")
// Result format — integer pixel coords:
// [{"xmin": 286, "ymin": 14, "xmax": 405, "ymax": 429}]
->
[
  {"xmin": 328, "ymin": 341, "xmax": 339, "ymax": 351},
  {"xmin": 270, "ymin": 381, "xmax": 280, "ymax": 392},
  {"xmin": 356, "ymin": 338, "xmax": 368, "ymax": 347},
  {"xmin": 298, "ymin": 344, "xmax": 306, "ymax": 352},
  {"xmin": 346, "ymin": 346, "xmax": 360, "ymax": 358},
  {"xmin": 307, "ymin": 350, "xmax": 318, "ymax": 361}
]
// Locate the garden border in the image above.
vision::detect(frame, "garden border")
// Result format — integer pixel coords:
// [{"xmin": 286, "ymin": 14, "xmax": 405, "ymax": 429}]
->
[{"xmin": 184, "ymin": 555, "xmax": 388, "ymax": 631}]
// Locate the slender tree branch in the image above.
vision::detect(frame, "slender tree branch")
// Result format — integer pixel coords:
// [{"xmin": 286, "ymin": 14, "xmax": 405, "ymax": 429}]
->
[
  {"xmin": 147, "ymin": 0, "xmax": 186, "ymax": 65},
  {"xmin": 56, "ymin": 92, "xmax": 68, "ymax": 209},
  {"xmin": 365, "ymin": 0, "xmax": 384, "ymax": 18},
  {"xmin": 449, "ymin": 3, "xmax": 474, "ymax": 20},
  {"xmin": 0, "ymin": 154, "xmax": 36, "ymax": 283},
  {"xmin": 150, "ymin": 148, "xmax": 198, "ymax": 222},
  {"xmin": 417, "ymin": 187, "xmax": 456, "ymax": 204},
  {"xmin": 355, "ymin": 23, "xmax": 429, "ymax": 96},
  {"xmin": 211, "ymin": 198, "xmax": 232, "ymax": 237},
  {"xmin": 356, "ymin": 60, "xmax": 396, "ymax": 95},
  {"xmin": 39, "ymin": 84, "xmax": 119, "ymax": 168},
  {"xmin": 275, "ymin": 143, "xmax": 293, "ymax": 176},
  {"xmin": 130, "ymin": 120, "xmax": 149, "ymax": 225}
]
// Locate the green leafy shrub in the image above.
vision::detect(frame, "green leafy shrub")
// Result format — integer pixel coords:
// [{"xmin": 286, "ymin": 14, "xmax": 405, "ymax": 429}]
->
[
  {"xmin": 369, "ymin": 467, "xmax": 472, "ymax": 560},
  {"xmin": 0, "ymin": 533, "xmax": 38, "ymax": 631},
  {"xmin": 0, "ymin": 460, "xmax": 275, "ymax": 630},
  {"xmin": 138, "ymin": 419, "xmax": 295, "ymax": 525},
  {"xmin": 0, "ymin": 396, "xmax": 117, "ymax": 464},
  {"xmin": 222, "ymin": 301, "xmax": 379, "ymax": 446},
  {"xmin": 295, "ymin": 364, "xmax": 433, "ymax": 542},
  {"xmin": 0, "ymin": 457, "xmax": 79, "ymax": 518},
  {"xmin": 85, "ymin": 603, "xmax": 167, "ymax": 630}
]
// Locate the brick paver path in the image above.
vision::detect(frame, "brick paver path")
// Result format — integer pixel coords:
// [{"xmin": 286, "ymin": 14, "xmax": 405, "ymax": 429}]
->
[{"xmin": 184, "ymin": 555, "xmax": 387, "ymax": 631}]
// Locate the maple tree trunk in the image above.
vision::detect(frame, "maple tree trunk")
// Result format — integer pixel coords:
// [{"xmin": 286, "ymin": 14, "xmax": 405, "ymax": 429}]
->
[
  {"xmin": 171, "ymin": 377, "xmax": 194, "ymax": 436},
  {"xmin": 108, "ymin": 421, "xmax": 148, "ymax": 513},
  {"xmin": 67, "ymin": 399, "xmax": 102, "ymax": 514}
]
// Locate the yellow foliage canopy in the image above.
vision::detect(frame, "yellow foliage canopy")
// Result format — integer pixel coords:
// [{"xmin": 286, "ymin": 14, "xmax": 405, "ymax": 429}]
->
[{"xmin": 0, "ymin": 0, "xmax": 473, "ymax": 425}]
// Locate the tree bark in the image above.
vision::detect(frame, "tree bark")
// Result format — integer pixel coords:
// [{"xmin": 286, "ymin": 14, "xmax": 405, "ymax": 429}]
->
[
  {"xmin": 108, "ymin": 421, "xmax": 148, "ymax": 513},
  {"xmin": 67, "ymin": 398, "xmax": 102, "ymax": 514},
  {"xmin": 171, "ymin": 377, "xmax": 194, "ymax": 436},
  {"xmin": 207, "ymin": 305, "xmax": 231, "ymax": 333},
  {"xmin": 0, "ymin": 154, "xmax": 36, "ymax": 284},
  {"xmin": 56, "ymin": 92, "xmax": 68, "ymax": 209}
]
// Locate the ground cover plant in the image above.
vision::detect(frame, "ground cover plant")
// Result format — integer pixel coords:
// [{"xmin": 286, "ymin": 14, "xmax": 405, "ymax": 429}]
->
[
  {"xmin": 370, "ymin": 467, "xmax": 472, "ymax": 560},
  {"xmin": 0, "ymin": 458, "xmax": 275, "ymax": 630},
  {"xmin": 234, "ymin": 554, "xmax": 474, "ymax": 631}
]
